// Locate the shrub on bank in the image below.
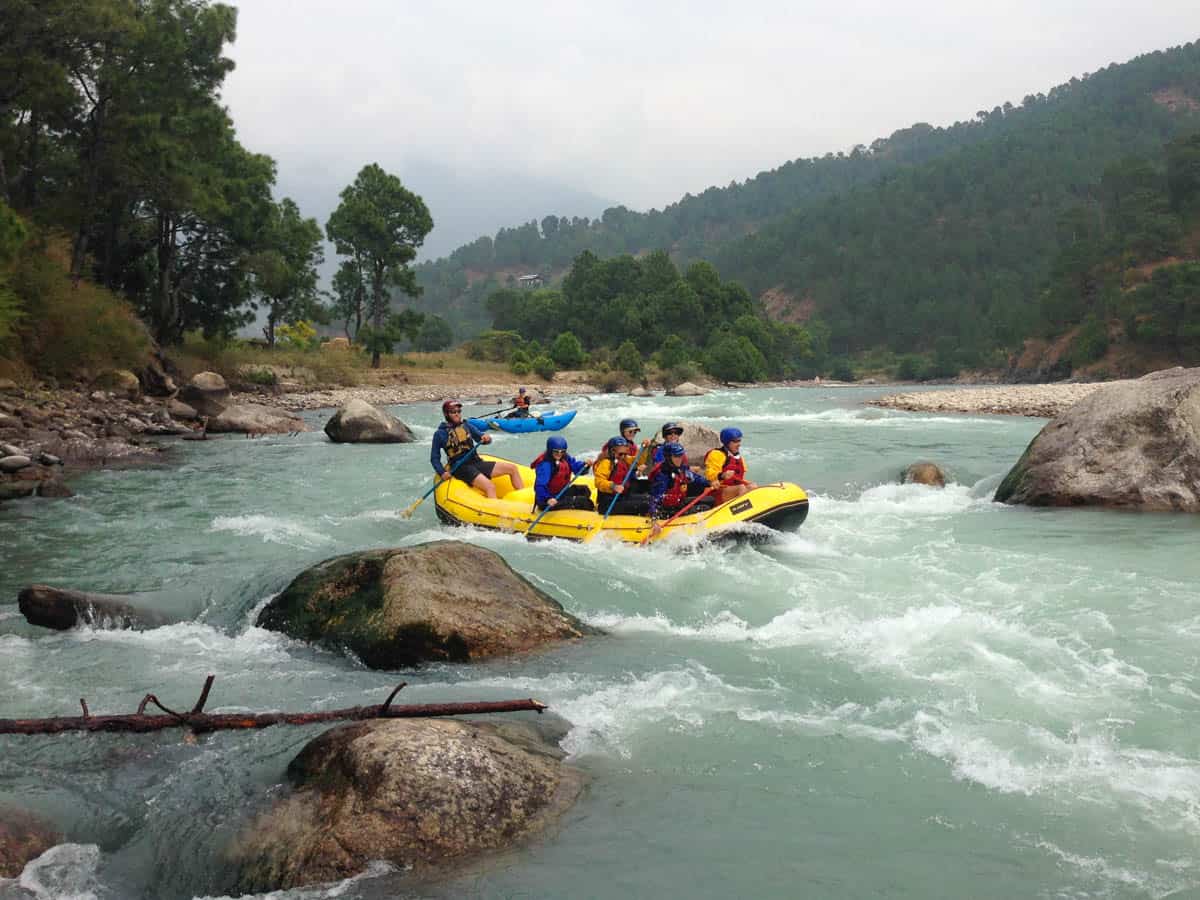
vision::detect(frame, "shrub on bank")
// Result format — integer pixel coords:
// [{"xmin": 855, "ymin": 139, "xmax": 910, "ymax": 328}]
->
[{"xmin": 8, "ymin": 237, "xmax": 150, "ymax": 379}]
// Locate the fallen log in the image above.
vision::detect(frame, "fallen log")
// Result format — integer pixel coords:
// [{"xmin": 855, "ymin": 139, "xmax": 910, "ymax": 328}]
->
[{"xmin": 0, "ymin": 675, "xmax": 547, "ymax": 736}]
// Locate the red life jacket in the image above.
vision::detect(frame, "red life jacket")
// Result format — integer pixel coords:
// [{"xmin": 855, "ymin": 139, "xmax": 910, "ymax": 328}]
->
[
  {"xmin": 710, "ymin": 447, "xmax": 746, "ymax": 482},
  {"xmin": 649, "ymin": 462, "xmax": 691, "ymax": 508},
  {"xmin": 531, "ymin": 452, "xmax": 572, "ymax": 495},
  {"xmin": 610, "ymin": 454, "xmax": 632, "ymax": 487}
]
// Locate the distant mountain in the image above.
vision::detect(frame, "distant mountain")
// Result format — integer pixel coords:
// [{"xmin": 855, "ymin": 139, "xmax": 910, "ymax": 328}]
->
[{"xmin": 408, "ymin": 40, "xmax": 1200, "ymax": 364}]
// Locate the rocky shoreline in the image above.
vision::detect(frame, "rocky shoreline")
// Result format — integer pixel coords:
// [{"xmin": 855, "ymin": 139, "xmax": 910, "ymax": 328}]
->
[
  {"xmin": 244, "ymin": 378, "xmax": 600, "ymax": 412},
  {"xmin": 866, "ymin": 381, "xmax": 1132, "ymax": 418}
]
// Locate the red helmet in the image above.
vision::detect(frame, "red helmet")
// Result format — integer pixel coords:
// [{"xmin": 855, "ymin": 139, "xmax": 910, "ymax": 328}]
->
[{"xmin": 441, "ymin": 399, "xmax": 463, "ymax": 419}]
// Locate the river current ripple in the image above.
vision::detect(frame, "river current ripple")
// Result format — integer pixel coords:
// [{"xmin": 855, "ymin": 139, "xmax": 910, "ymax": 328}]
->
[{"xmin": 2, "ymin": 386, "xmax": 1200, "ymax": 899}]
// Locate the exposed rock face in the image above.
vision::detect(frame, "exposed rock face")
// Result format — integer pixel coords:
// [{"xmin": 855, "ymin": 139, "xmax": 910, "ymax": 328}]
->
[
  {"xmin": 323, "ymin": 398, "xmax": 414, "ymax": 443},
  {"xmin": 256, "ymin": 541, "xmax": 599, "ymax": 668},
  {"xmin": 206, "ymin": 403, "xmax": 307, "ymax": 435},
  {"xmin": 668, "ymin": 381, "xmax": 708, "ymax": 397},
  {"xmin": 139, "ymin": 353, "xmax": 178, "ymax": 397},
  {"xmin": 903, "ymin": 462, "xmax": 946, "ymax": 488},
  {"xmin": 230, "ymin": 717, "xmax": 585, "ymax": 893},
  {"xmin": 995, "ymin": 367, "xmax": 1200, "ymax": 510},
  {"xmin": 18, "ymin": 584, "xmax": 173, "ymax": 631},
  {"xmin": 178, "ymin": 371, "xmax": 230, "ymax": 416},
  {"xmin": 0, "ymin": 807, "xmax": 62, "ymax": 878},
  {"xmin": 167, "ymin": 398, "xmax": 199, "ymax": 420},
  {"xmin": 628, "ymin": 386, "xmax": 652, "ymax": 397}
]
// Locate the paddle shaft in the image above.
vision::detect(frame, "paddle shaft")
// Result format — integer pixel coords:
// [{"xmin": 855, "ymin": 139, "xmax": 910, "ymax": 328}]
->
[
  {"xmin": 602, "ymin": 449, "xmax": 642, "ymax": 520},
  {"xmin": 641, "ymin": 485, "xmax": 717, "ymax": 545},
  {"xmin": 402, "ymin": 444, "xmax": 480, "ymax": 517},
  {"xmin": 527, "ymin": 464, "xmax": 590, "ymax": 537}
]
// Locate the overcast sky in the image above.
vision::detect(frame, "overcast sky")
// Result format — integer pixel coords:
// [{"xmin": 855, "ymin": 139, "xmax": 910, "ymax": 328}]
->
[{"xmin": 222, "ymin": 2, "xmax": 1200, "ymax": 256}]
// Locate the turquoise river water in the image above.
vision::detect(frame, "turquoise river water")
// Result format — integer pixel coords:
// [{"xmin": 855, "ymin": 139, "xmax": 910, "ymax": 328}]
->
[{"xmin": 2, "ymin": 386, "xmax": 1200, "ymax": 899}]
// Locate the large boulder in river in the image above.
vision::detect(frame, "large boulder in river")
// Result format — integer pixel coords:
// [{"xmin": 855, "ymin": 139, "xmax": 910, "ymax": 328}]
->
[
  {"xmin": 668, "ymin": 381, "xmax": 708, "ymax": 397},
  {"xmin": 206, "ymin": 403, "xmax": 307, "ymax": 435},
  {"xmin": 672, "ymin": 420, "xmax": 720, "ymax": 464},
  {"xmin": 903, "ymin": 462, "xmax": 946, "ymax": 488},
  {"xmin": 178, "ymin": 371, "xmax": 230, "ymax": 416},
  {"xmin": 230, "ymin": 717, "xmax": 584, "ymax": 892},
  {"xmin": 0, "ymin": 807, "xmax": 62, "ymax": 878},
  {"xmin": 323, "ymin": 398, "xmax": 413, "ymax": 443},
  {"xmin": 256, "ymin": 541, "xmax": 599, "ymax": 668},
  {"xmin": 995, "ymin": 366, "xmax": 1200, "ymax": 510},
  {"xmin": 18, "ymin": 584, "xmax": 173, "ymax": 631}
]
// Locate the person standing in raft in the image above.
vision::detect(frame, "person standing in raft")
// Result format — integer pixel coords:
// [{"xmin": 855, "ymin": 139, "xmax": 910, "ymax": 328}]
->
[
  {"xmin": 431, "ymin": 399, "xmax": 525, "ymax": 498},
  {"xmin": 648, "ymin": 441, "xmax": 710, "ymax": 535},
  {"xmin": 507, "ymin": 386, "xmax": 532, "ymax": 418},
  {"xmin": 704, "ymin": 427, "xmax": 757, "ymax": 504},
  {"xmin": 594, "ymin": 436, "xmax": 650, "ymax": 515},
  {"xmin": 532, "ymin": 436, "xmax": 594, "ymax": 511}
]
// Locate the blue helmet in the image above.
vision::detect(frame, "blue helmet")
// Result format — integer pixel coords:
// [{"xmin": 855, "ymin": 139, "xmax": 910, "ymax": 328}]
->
[
  {"xmin": 546, "ymin": 436, "xmax": 568, "ymax": 452},
  {"xmin": 607, "ymin": 436, "xmax": 629, "ymax": 453},
  {"xmin": 619, "ymin": 418, "xmax": 639, "ymax": 432},
  {"xmin": 661, "ymin": 422, "xmax": 683, "ymax": 438},
  {"xmin": 519, "ymin": 387, "xmax": 526, "ymax": 394},
  {"xmin": 720, "ymin": 427, "xmax": 743, "ymax": 445},
  {"xmin": 662, "ymin": 441, "xmax": 685, "ymax": 458}
]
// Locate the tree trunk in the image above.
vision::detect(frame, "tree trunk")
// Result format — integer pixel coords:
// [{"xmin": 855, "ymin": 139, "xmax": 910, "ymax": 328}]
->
[
  {"xmin": 371, "ymin": 264, "xmax": 385, "ymax": 368},
  {"xmin": 0, "ymin": 676, "xmax": 548, "ymax": 736},
  {"xmin": 155, "ymin": 214, "xmax": 177, "ymax": 344},
  {"xmin": 264, "ymin": 310, "xmax": 277, "ymax": 347},
  {"xmin": 70, "ymin": 101, "xmax": 106, "ymax": 283}
]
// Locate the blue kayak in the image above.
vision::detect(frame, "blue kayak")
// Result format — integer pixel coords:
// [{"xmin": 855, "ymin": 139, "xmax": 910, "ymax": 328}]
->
[{"xmin": 467, "ymin": 410, "xmax": 577, "ymax": 433}]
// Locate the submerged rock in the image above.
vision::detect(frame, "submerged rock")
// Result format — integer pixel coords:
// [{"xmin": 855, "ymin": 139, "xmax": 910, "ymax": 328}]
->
[
  {"xmin": 256, "ymin": 541, "xmax": 599, "ymax": 668},
  {"xmin": 903, "ymin": 462, "xmax": 946, "ymax": 487},
  {"xmin": 18, "ymin": 584, "xmax": 173, "ymax": 631},
  {"xmin": 323, "ymin": 398, "xmax": 414, "ymax": 443},
  {"xmin": 206, "ymin": 403, "xmax": 307, "ymax": 435},
  {"xmin": 995, "ymin": 366, "xmax": 1200, "ymax": 510},
  {"xmin": 0, "ymin": 807, "xmax": 62, "ymax": 878},
  {"xmin": 230, "ymin": 717, "xmax": 584, "ymax": 892}
]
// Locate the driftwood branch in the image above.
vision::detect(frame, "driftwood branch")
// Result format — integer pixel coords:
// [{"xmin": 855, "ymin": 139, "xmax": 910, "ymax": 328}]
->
[{"xmin": 0, "ymin": 675, "xmax": 548, "ymax": 736}]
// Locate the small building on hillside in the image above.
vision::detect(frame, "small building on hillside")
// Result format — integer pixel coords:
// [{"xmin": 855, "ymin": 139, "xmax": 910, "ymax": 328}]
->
[{"xmin": 517, "ymin": 273, "xmax": 544, "ymax": 288}]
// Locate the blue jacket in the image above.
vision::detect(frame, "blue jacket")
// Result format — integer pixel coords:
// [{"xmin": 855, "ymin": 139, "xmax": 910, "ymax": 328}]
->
[
  {"xmin": 430, "ymin": 420, "xmax": 486, "ymax": 474},
  {"xmin": 533, "ymin": 454, "xmax": 588, "ymax": 506},
  {"xmin": 647, "ymin": 462, "xmax": 709, "ymax": 517}
]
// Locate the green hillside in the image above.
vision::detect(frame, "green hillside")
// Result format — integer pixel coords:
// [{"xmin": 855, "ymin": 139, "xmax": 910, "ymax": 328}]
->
[{"xmin": 415, "ymin": 41, "xmax": 1200, "ymax": 374}]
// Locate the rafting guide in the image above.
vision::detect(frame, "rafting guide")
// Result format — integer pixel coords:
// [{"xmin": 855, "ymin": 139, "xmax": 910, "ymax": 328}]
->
[{"xmin": 430, "ymin": 399, "xmax": 525, "ymax": 499}]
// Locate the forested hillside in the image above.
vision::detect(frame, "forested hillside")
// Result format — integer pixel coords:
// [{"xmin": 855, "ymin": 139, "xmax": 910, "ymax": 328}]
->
[
  {"xmin": 1026, "ymin": 130, "xmax": 1200, "ymax": 378},
  {"xmin": 416, "ymin": 41, "xmax": 1200, "ymax": 375},
  {"xmin": 714, "ymin": 43, "xmax": 1200, "ymax": 367}
]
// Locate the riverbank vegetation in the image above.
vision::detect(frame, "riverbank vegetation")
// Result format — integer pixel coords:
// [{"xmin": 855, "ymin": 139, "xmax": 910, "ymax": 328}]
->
[{"xmin": 0, "ymin": 1, "xmax": 438, "ymax": 387}]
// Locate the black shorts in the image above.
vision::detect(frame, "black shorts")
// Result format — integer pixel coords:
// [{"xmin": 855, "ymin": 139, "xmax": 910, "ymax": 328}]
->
[{"xmin": 453, "ymin": 458, "xmax": 496, "ymax": 486}]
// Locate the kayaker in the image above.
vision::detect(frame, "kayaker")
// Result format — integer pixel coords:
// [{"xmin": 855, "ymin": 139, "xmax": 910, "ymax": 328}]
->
[
  {"xmin": 648, "ymin": 440, "xmax": 710, "ymax": 534},
  {"xmin": 594, "ymin": 436, "xmax": 649, "ymax": 515},
  {"xmin": 431, "ymin": 399, "xmax": 525, "ymax": 499},
  {"xmin": 532, "ymin": 436, "xmax": 593, "ymax": 511},
  {"xmin": 506, "ymin": 386, "xmax": 532, "ymax": 418},
  {"xmin": 704, "ymin": 427, "xmax": 757, "ymax": 504}
]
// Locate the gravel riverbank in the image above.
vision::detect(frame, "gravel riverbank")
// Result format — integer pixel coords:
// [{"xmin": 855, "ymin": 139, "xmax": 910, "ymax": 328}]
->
[{"xmin": 867, "ymin": 381, "xmax": 1134, "ymax": 418}]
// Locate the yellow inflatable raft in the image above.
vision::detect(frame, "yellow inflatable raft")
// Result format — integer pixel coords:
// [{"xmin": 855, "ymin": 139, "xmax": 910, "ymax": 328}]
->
[{"xmin": 432, "ymin": 455, "xmax": 809, "ymax": 544}]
